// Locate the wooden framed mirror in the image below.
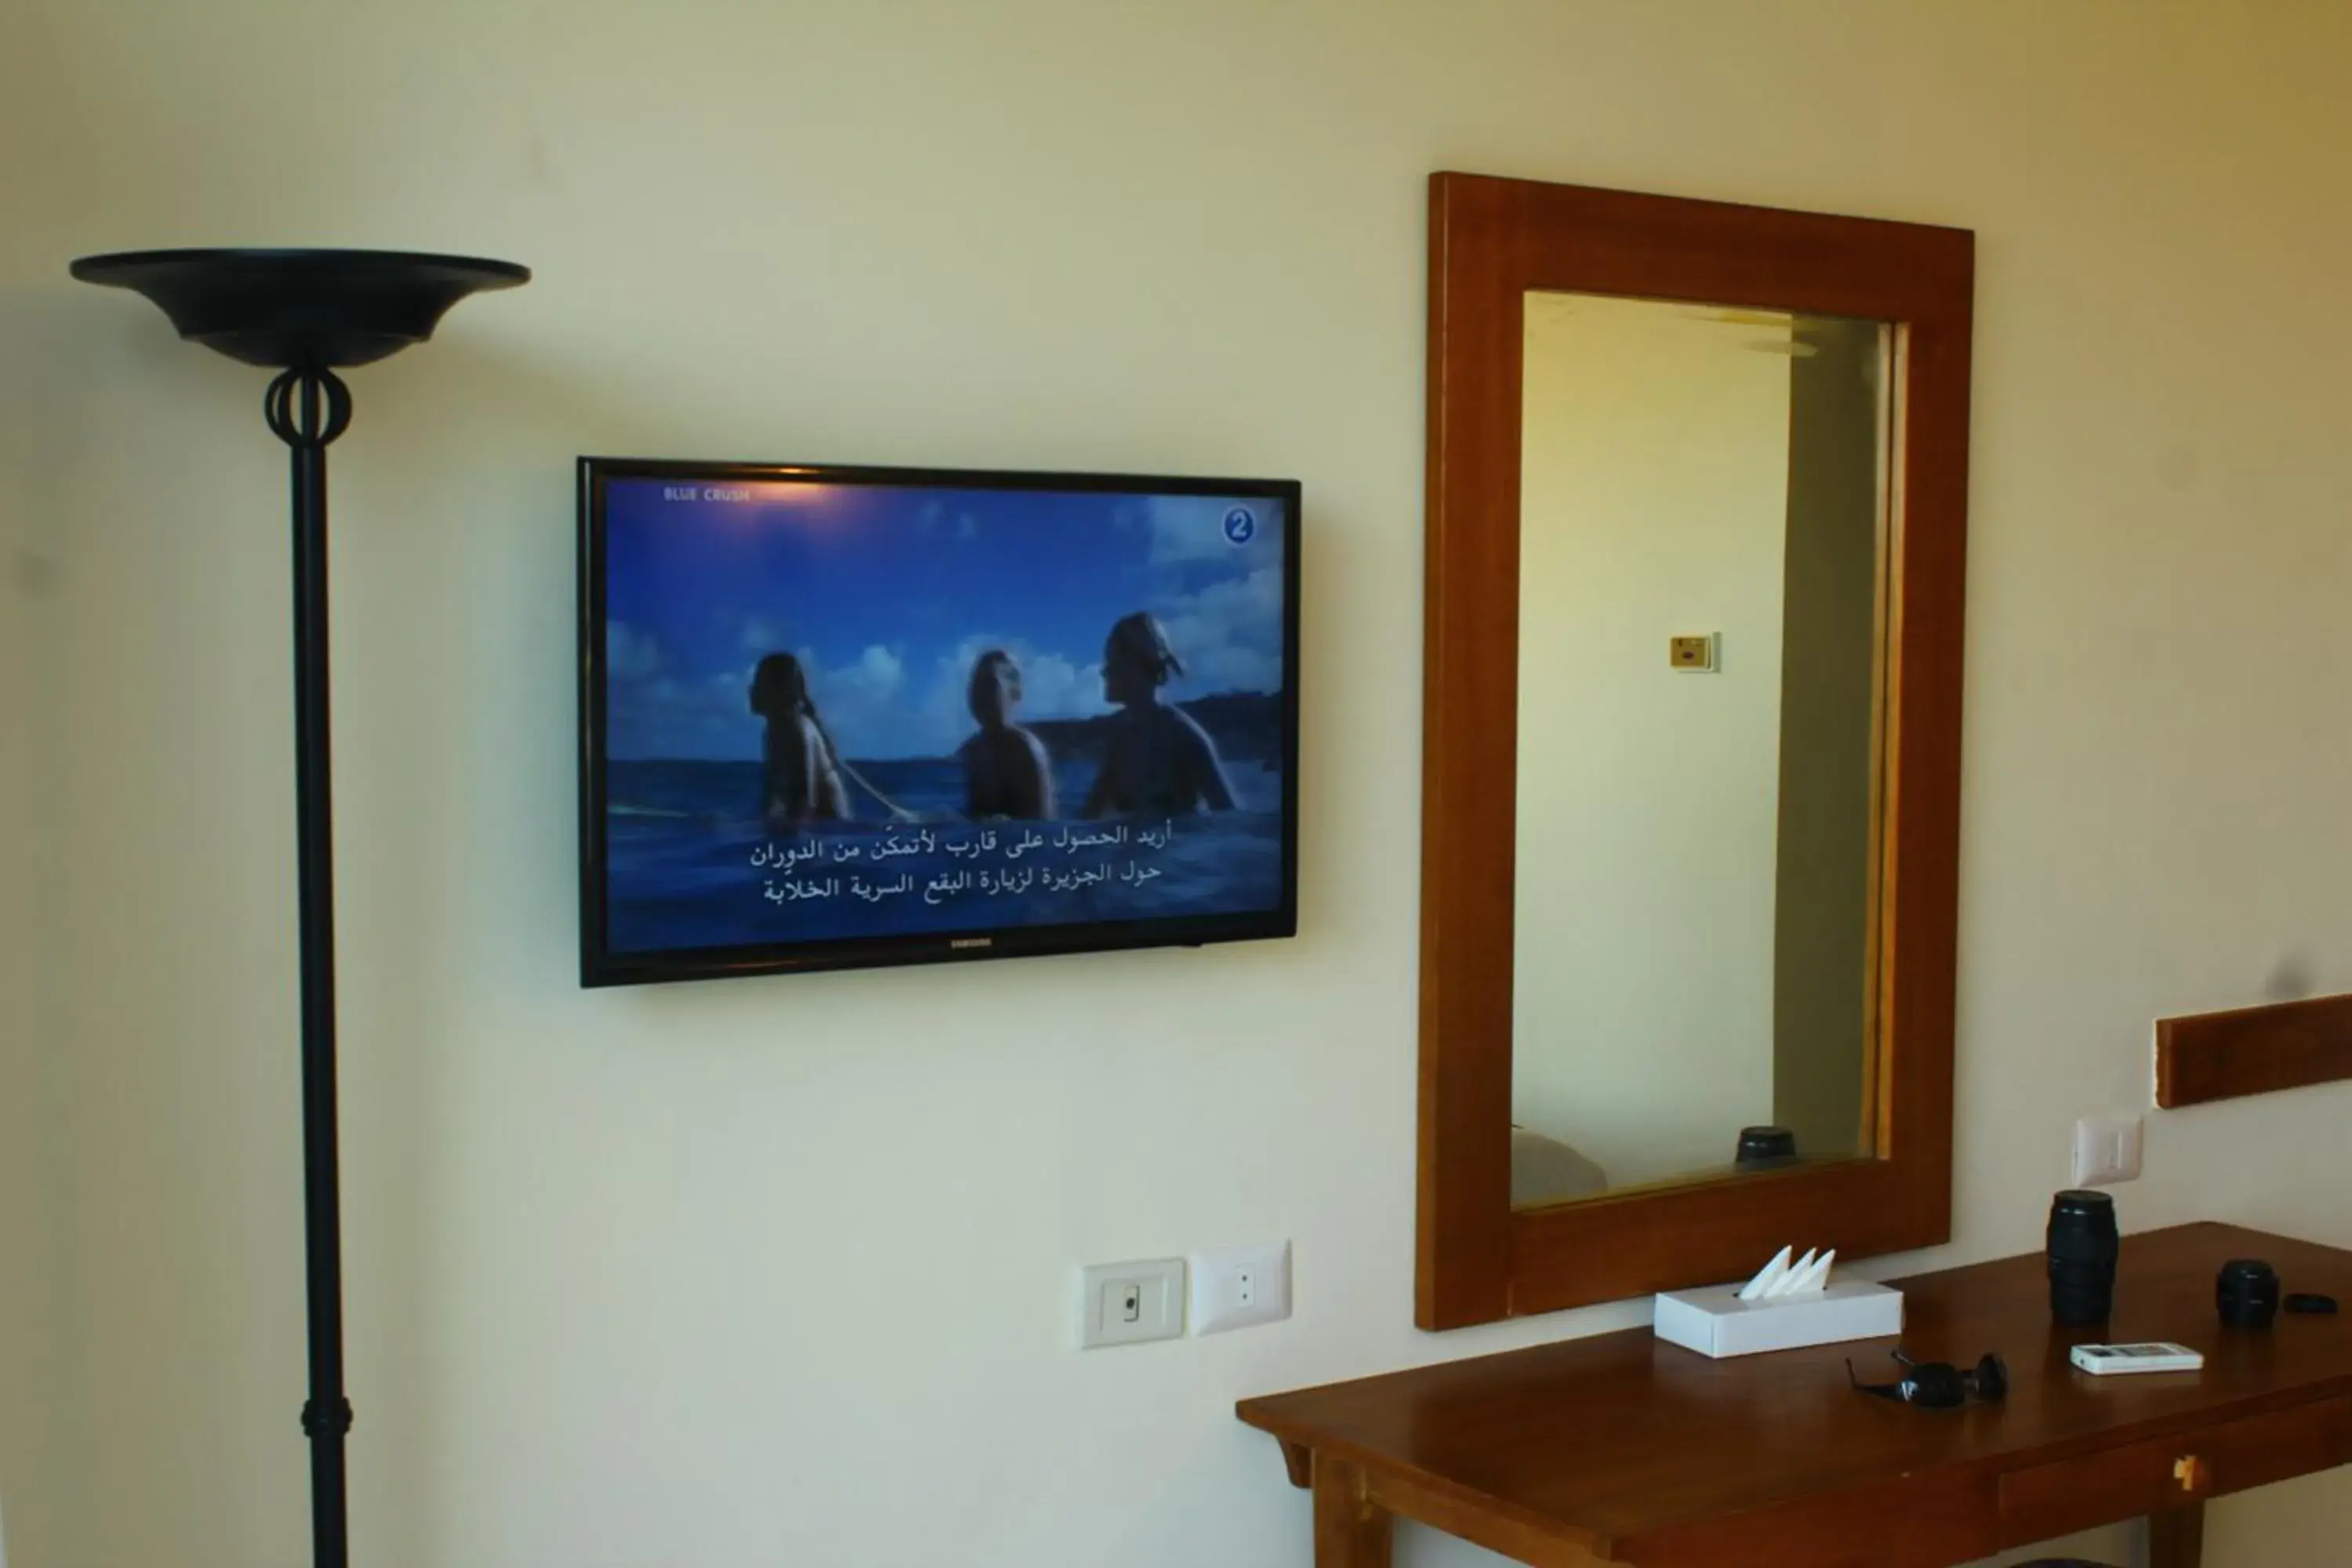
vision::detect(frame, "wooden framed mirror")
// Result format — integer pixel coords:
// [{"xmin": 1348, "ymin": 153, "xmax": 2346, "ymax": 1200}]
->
[{"xmin": 1416, "ymin": 172, "xmax": 1974, "ymax": 1329}]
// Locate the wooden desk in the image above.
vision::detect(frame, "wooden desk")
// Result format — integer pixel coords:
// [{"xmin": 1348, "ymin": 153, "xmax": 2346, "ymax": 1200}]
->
[{"xmin": 1238, "ymin": 1225, "xmax": 2352, "ymax": 1566}]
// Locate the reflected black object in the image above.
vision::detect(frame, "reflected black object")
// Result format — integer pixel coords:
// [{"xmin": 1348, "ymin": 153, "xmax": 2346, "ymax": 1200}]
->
[
  {"xmin": 2287, "ymin": 1293, "xmax": 2339, "ymax": 1315},
  {"xmin": 2217, "ymin": 1258, "xmax": 2281, "ymax": 1330},
  {"xmin": 1847, "ymin": 1348, "xmax": 2009, "ymax": 1409},
  {"xmin": 2047, "ymin": 1189, "xmax": 2119, "ymax": 1326},
  {"xmin": 1734, "ymin": 1125, "xmax": 1798, "ymax": 1170}
]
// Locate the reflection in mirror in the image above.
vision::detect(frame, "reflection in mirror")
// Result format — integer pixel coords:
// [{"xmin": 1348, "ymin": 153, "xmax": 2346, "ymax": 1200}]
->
[{"xmin": 1509, "ymin": 291, "xmax": 1893, "ymax": 1210}]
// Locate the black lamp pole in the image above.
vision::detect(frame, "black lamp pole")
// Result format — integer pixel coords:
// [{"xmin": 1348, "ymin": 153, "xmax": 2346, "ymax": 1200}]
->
[{"xmin": 68, "ymin": 250, "xmax": 529, "ymax": 1568}]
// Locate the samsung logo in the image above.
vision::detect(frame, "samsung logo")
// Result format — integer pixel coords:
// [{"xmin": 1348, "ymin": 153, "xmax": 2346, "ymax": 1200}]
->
[{"xmin": 949, "ymin": 937, "xmax": 993, "ymax": 950}]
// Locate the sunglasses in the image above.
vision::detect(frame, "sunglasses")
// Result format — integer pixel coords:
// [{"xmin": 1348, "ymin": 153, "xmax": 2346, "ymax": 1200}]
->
[{"xmin": 1846, "ymin": 1348, "xmax": 2009, "ymax": 1409}]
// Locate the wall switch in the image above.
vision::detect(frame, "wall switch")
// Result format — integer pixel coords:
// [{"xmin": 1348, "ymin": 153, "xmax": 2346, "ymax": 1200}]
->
[
  {"xmin": 2071, "ymin": 1113, "xmax": 2143, "ymax": 1188},
  {"xmin": 1190, "ymin": 1240, "xmax": 1291, "ymax": 1336},
  {"xmin": 1079, "ymin": 1258, "xmax": 1185, "ymax": 1348},
  {"xmin": 1669, "ymin": 633, "xmax": 1719, "ymax": 672}
]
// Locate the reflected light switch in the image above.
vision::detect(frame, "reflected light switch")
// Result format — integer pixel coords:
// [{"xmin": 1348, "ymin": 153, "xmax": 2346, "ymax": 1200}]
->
[{"xmin": 1670, "ymin": 634, "xmax": 1719, "ymax": 672}]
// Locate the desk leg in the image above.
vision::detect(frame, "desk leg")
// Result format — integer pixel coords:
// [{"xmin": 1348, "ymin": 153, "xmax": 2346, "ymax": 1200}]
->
[
  {"xmin": 1313, "ymin": 1454, "xmax": 1394, "ymax": 1568},
  {"xmin": 2148, "ymin": 1501, "xmax": 2205, "ymax": 1568}
]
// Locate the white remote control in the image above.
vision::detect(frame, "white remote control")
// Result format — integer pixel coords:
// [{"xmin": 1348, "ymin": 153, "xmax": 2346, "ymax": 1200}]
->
[{"xmin": 2070, "ymin": 1341, "xmax": 2205, "ymax": 1375}]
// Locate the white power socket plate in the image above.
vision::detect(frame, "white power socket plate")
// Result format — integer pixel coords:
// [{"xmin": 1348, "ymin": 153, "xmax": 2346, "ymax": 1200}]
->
[
  {"xmin": 1079, "ymin": 1257, "xmax": 1185, "ymax": 1348},
  {"xmin": 1191, "ymin": 1239, "xmax": 1291, "ymax": 1336},
  {"xmin": 2072, "ymin": 1113, "xmax": 2144, "ymax": 1187}
]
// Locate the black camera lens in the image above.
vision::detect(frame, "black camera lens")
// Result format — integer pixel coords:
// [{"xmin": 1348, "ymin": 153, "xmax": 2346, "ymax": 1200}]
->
[
  {"xmin": 1735, "ymin": 1126, "xmax": 1798, "ymax": 1170},
  {"xmin": 2217, "ymin": 1258, "xmax": 2281, "ymax": 1330},
  {"xmin": 2047, "ymin": 1189, "xmax": 2119, "ymax": 1326}
]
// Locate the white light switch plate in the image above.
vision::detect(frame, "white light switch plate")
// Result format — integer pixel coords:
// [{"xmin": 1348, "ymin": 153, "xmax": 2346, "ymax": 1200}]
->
[
  {"xmin": 1191, "ymin": 1240, "xmax": 1291, "ymax": 1335},
  {"xmin": 1079, "ymin": 1258, "xmax": 1185, "ymax": 1348},
  {"xmin": 2072, "ymin": 1113, "xmax": 2143, "ymax": 1187}
]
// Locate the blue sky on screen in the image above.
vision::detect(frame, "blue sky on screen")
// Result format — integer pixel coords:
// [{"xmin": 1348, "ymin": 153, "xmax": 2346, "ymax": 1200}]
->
[{"xmin": 604, "ymin": 477, "xmax": 1287, "ymax": 760}]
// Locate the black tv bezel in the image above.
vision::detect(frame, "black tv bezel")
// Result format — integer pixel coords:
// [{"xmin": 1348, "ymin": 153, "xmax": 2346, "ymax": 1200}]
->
[{"xmin": 577, "ymin": 456, "xmax": 1301, "ymax": 988}]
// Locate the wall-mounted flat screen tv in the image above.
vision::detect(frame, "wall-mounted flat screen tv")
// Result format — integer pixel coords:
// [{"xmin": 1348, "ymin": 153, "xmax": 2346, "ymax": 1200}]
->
[{"xmin": 578, "ymin": 458, "xmax": 1300, "ymax": 985}]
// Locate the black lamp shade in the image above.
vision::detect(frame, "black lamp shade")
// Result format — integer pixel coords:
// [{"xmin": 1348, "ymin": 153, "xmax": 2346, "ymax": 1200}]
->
[{"xmin": 68, "ymin": 248, "xmax": 529, "ymax": 368}]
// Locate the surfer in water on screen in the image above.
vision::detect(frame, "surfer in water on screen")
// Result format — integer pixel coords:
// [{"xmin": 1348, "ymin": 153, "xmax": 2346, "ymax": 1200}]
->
[
  {"xmin": 748, "ymin": 652, "xmax": 851, "ymax": 826},
  {"xmin": 957, "ymin": 649, "xmax": 1057, "ymax": 819},
  {"xmin": 749, "ymin": 650, "xmax": 925, "ymax": 827},
  {"xmin": 1082, "ymin": 612, "xmax": 1237, "ymax": 818}
]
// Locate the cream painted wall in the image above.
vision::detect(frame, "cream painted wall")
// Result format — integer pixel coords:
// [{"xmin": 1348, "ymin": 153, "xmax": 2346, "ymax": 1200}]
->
[
  {"xmin": 1512, "ymin": 295, "xmax": 1789, "ymax": 1188},
  {"xmin": 0, "ymin": 251, "xmax": 61, "ymax": 1568},
  {"xmin": 2, "ymin": 3, "xmax": 2349, "ymax": 1566}
]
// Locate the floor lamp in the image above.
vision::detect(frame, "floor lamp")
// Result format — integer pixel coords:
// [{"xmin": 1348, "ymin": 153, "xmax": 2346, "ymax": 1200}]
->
[{"xmin": 68, "ymin": 249, "xmax": 531, "ymax": 1568}]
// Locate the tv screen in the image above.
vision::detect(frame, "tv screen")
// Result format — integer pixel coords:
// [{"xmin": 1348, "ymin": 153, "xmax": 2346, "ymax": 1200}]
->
[{"xmin": 578, "ymin": 458, "xmax": 1300, "ymax": 985}]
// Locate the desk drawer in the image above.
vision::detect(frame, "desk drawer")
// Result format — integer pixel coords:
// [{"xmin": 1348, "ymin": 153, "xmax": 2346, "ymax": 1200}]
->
[{"xmin": 1998, "ymin": 1396, "xmax": 2352, "ymax": 1546}]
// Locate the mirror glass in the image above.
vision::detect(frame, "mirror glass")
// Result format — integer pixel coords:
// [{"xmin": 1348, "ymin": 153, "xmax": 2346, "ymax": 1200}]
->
[{"xmin": 1509, "ymin": 290, "xmax": 1893, "ymax": 1209}]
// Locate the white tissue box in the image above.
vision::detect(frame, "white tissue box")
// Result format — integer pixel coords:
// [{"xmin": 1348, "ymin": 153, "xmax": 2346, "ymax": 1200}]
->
[{"xmin": 1653, "ymin": 1278, "xmax": 1904, "ymax": 1359}]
